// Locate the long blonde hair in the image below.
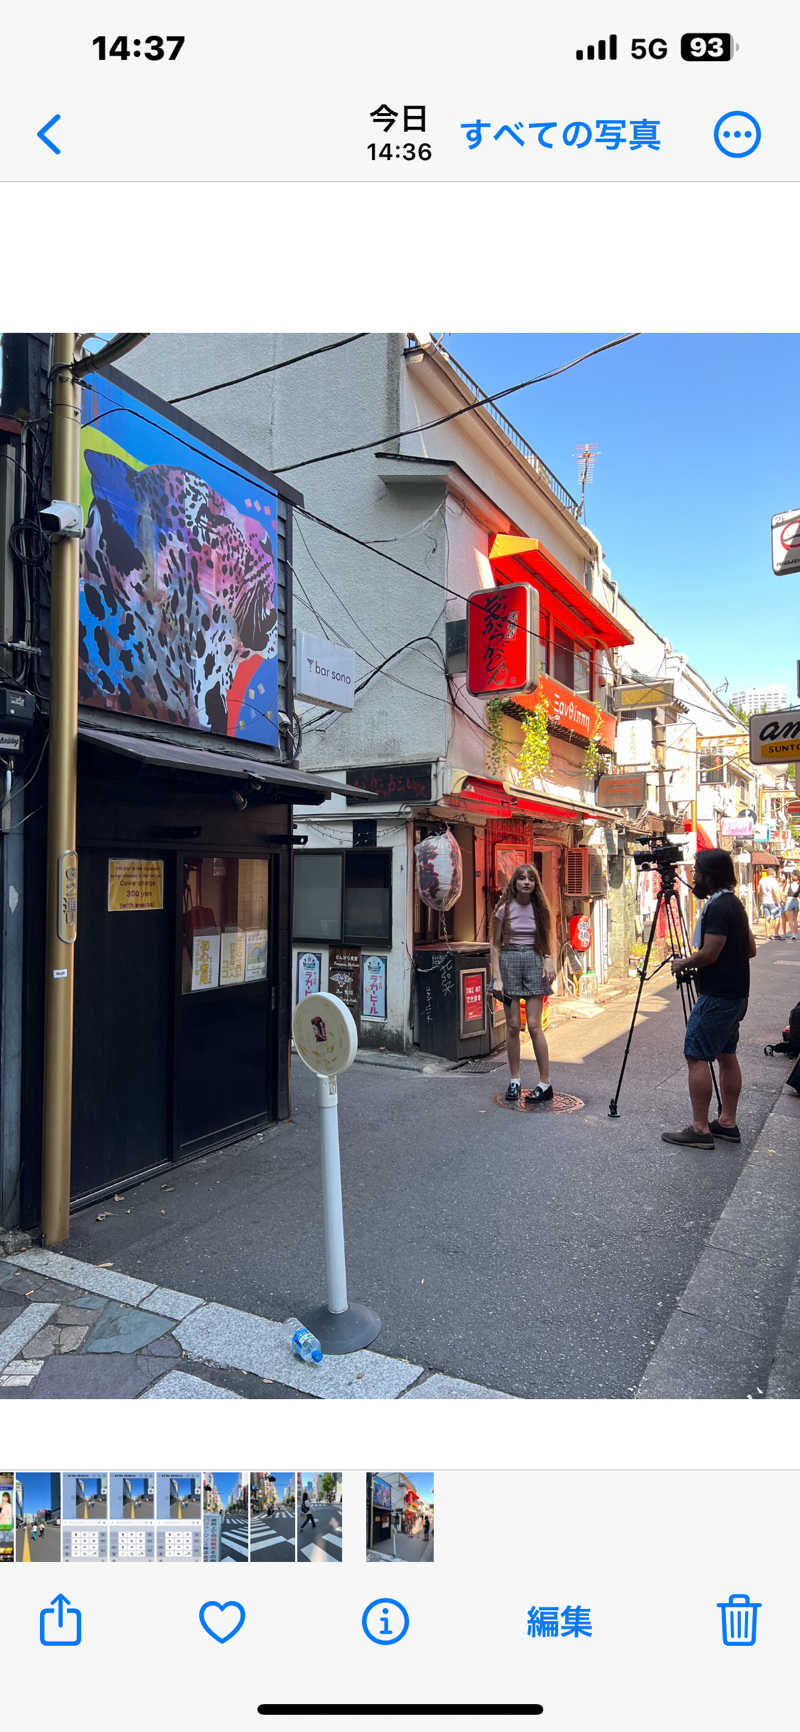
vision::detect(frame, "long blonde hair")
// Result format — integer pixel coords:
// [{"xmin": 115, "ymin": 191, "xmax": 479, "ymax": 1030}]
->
[{"xmin": 495, "ymin": 863, "xmax": 553, "ymax": 956}]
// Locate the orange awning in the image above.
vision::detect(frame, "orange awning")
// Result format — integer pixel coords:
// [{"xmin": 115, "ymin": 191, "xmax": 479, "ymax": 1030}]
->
[{"xmin": 488, "ymin": 535, "xmax": 634, "ymax": 650}]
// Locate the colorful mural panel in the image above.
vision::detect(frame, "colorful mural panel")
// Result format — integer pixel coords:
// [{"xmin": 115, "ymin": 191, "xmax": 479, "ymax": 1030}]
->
[{"xmin": 79, "ymin": 373, "xmax": 279, "ymax": 745}]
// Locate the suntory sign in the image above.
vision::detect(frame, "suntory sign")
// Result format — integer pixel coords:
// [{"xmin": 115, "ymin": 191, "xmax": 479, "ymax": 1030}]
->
[{"xmin": 749, "ymin": 709, "xmax": 800, "ymax": 764}]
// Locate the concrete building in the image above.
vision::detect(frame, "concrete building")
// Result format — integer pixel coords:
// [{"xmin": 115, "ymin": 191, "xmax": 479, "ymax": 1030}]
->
[
  {"xmin": 123, "ymin": 334, "xmax": 637, "ymax": 1052},
  {"xmin": 730, "ymin": 684, "xmax": 788, "ymax": 716}
]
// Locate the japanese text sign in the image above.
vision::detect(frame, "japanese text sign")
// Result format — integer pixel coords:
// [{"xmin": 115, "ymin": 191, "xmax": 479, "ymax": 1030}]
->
[{"xmin": 466, "ymin": 584, "xmax": 536, "ymax": 696}]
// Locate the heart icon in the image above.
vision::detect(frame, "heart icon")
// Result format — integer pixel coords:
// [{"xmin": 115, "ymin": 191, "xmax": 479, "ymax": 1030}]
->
[{"xmin": 199, "ymin": 1600, "xmax": 246, "ymax": 1644}]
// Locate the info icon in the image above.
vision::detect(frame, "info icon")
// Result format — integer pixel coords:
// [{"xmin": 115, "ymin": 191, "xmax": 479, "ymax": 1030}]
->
[{"xmin": 362, "ymin": 1599, "xmax": 410, "ymax": 1646}]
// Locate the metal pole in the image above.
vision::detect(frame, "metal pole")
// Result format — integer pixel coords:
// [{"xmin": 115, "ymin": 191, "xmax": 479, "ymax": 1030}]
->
[
  {"xmin": 316, "ymin": 1072, "xmax": 349, "ymax": 1315},
  {"xmin": 41, "ymin": 335, "xmax": 81, "ymax": 1246}
]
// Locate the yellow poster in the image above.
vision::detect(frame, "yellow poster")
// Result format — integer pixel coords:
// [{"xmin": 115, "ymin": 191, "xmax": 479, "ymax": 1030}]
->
[{"xmin": 107, "ymin": 858, "xmax": 164, "ymax": 912}]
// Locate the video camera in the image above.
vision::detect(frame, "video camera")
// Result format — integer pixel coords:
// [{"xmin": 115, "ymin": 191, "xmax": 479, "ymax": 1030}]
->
[{"xmin": 632, "ymin": 833, "xmax": 684, "ymax": 871}]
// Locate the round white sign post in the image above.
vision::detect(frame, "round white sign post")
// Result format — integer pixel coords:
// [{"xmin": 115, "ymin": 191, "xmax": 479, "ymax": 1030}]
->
[{"xmin": 291, "ymin": 992, "xmax": 381, "ymax": 1353}]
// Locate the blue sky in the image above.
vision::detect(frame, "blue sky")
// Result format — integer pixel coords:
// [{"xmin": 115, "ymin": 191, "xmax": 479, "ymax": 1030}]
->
[
  {"xmin": 19, "ymin": 1473, "xmax": 58, "ymax": 1515},
  {"xmin": 449, "ymin": 334, "xmax": 800, "ymax": 701},
  {"xmin": 407, "ymin": 1472, "xmax": 435, "ymax": 1501},
  {"xmin": 208, "ymin": 1473, "xmax": 242, "ymax": 1508}
]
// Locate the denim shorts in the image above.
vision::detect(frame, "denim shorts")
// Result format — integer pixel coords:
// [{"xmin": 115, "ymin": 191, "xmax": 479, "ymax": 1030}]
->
[{"xmin": 684, "ymin": 993, "xmax": 748, "ymax": 1061}]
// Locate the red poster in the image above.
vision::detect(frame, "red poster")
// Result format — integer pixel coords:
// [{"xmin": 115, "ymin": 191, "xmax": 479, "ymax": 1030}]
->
[{"xmin": 462, "ymin": 970, "xmax": 485, "ymax": 1026}]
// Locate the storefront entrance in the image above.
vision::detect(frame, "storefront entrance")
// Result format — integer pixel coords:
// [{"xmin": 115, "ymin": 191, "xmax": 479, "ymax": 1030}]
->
[{"xmin": 70, "ymin": 846, "xmax": 275, "ymax": 1204}]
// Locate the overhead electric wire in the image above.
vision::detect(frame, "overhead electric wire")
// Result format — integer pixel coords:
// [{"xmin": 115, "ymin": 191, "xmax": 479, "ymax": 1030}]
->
[
  {"xmin": 167, "ymin": 335, "xmax": 369, "ymax": 405},
  {"xmin": 271, "ymin": 334, "xmax": 640, "ymax": 475}
]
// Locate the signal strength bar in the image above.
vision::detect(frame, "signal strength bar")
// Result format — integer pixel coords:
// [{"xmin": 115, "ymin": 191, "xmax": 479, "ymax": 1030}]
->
[{"xmin": 576, "ymin": 34, "xmax": 617, "ymax": 61}]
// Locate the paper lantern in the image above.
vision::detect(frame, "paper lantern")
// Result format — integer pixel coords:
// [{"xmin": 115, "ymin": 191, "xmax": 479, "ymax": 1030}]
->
[
  {"xmin": 569, "ymin": 913, "xmax": 592, "ymax": 952},
  {"xmin": 414, "ymin": 829, "xmax": 463, "ymax": 911}
]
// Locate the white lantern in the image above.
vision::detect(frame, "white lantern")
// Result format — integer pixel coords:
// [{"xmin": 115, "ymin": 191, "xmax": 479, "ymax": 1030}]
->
[{"xmin": 414, "ymin": 829, "xmax": 463, "ymax": 911}]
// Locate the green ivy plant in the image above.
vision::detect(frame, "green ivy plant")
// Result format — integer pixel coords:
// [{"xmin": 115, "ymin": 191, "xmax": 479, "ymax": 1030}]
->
[
  {"xmin": 583, "ymin": 712, "xmax": 603, "ymax": 778},
  {"xmin": 485, "ymin": 696, "xmax": 505, "ymax": 776},
  {"xmin": 517, "ymin": 697, "xmax": 550, "ymax": 783}
]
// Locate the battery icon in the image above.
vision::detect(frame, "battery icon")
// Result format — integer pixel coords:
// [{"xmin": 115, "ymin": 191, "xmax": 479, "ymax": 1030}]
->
[
  {"xmin": 681, "ymin": 32, "xmax": 735, "ymax": 60},
  {"xmin": 717, "ymin": 1593, "xmax": 761, "ymax": 1647}
]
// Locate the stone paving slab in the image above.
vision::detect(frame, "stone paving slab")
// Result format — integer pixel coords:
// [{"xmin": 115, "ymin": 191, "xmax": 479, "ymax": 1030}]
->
[
  {"xmin": 402, "ymin": 1373, "xmax": 517, "ymax": 1399},
  {"xmin": 138, "ymin": 1286, "xmax": 204, "ymax": 1321},
  {"xmin": 30, "ymin": 1351, "xmax": 175, "ymax": 1399},
  {"xmin": 82, "ymin": 1301, "xmax": 175, "ymax": 1355},
  {"xmin": 7, "ymin": 1250, "xmax": 156, "ymax": 1305},
  {"xmin": 637, "ymin": 1309, "xmax": 768, "ymax": 1399},
  {"xmin": 0, "ymin": 1358, "xmax": 44, "ymax": 1387},
  {"xmin": 174, "ymin": 1303, "xmax": 422, "ymax": 1398},
  {"xmin": 0, "ymin": 1302, "xmax": 58, "ymax": 1371},
  {"xmin": 141, "ymin": 1370, "xmax": 243, "ymax": 1398}
]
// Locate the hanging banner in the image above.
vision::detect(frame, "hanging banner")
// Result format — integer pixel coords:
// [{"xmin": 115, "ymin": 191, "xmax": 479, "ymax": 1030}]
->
[
  {"xmin": 361, "ymin": 954, "xmax": 387, "ymax": 1020},
  {"xmin": 296, "ymin": 950, "xmax": 322, "ymax": 1001},
  {"xmin": 466, "ymin": 583, "xmax": 536, "ymax": 696},
  {"xmin": 108, "ymin": 858, "xmax": 164, "ymax": 912}
]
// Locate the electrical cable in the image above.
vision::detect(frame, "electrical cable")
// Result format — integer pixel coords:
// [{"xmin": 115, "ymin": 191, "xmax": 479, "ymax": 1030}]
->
[
  {"xmin": 167, "ymin": 335, "xmax": 369, "ymax": 405},
  {"xmin": 271, "ymin": 334, "xmax": 640, "ymax": 475}
]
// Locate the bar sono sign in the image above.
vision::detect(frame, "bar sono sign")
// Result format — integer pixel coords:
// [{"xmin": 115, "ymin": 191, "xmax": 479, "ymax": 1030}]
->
[
  {"xmin": 749, "ymin": 709, "xmax": 800, "ymax": 764},
  {"xmin": 466, "ymin": 584, "xmax": 537, "ymax": 696}
]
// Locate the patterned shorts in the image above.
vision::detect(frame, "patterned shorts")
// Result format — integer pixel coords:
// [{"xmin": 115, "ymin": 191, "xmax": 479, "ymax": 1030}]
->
[{"xmin": 499, "ymin": 947, "xmax": 552, "ymax": 999}]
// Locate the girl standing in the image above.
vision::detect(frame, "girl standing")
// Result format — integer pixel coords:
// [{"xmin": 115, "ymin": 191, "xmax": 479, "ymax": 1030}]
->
[{"xmin": 491, "ymin": 863, "xmax": 557, "ymax": 1104}]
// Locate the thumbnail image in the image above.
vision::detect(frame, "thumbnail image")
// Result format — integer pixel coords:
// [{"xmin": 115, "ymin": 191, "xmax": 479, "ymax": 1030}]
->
[
  {"xmin": 156, "ymin": 1472, "xmax": 202, "ymax": 1521},
  {"xmin": 62, "ymin": 1472, "xmax": 107, "ymax": 1521},
  {"xmin": 367, "ymin": 1473, "xmax": 434, "ymax": 1561},
  {"xmin": 249, "ymin": 1472, "xmax": 296, "ymax": 1561},
  {"xmin": 156, "ymin": 1526, "xmax": 202, "ymax": 1562},
  {"xmin": 15, "ymin": 1473, "xmax": 61, "ymax": 1562},
  {"xmin": 297, "ymin": 1472, "xmax": 342, "ymax": 1563},
  {"xmin": 203, "ymin": 1473, "xmax": 249, "ymax": 1562},
  {"xmin": 109, "ymin": 1526, "xmax": 155, "ymax": 1563},
  {"xmin": 0, "ymin": 1472, "xmax": 13, "ymax": 1563},
  {"xmin": 63, "ymin": 1526, "xmax": 108, "ymax": 1563},
  {"xmin": 109, "ymin": 1473, "xmax": 154, "ymax": 1520}
]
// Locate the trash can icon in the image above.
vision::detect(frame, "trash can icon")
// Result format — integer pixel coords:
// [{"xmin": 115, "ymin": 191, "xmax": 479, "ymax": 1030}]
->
[{"xmin": 718, "ymin": 1593, "xmax": 761, "ymax": 1646}]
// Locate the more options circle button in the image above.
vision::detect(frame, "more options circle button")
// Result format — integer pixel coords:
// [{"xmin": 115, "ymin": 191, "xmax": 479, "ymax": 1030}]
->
[{"xmin": 714, "ymin": 111, "xmax": 761, "ymax": 158}]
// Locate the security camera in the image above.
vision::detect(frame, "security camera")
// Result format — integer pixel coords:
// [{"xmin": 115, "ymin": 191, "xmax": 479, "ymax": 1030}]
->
[{"xmin": 40, "ymin": 500, "xmax": 84, "ymax": 538}]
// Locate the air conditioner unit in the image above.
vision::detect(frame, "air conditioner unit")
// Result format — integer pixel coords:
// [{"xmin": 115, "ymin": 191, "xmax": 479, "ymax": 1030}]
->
[
  {"xmin": 588, "ymin": 852, "xmax": 606, "ymax": 897},
  {"xmin": 565, "ymin": 847, "xmax": 590, "ymax": 896}
]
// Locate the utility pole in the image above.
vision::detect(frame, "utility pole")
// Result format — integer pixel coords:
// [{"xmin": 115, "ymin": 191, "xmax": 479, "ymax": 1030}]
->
[{"xmin": 41, "ymin": 335, "xmax": 80, "ymax": 1246}]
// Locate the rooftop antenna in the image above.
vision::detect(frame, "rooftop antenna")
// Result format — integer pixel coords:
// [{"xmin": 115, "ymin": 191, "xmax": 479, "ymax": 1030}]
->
[{"xmin": 575, "ymin": 443, "xmax": 599, "ymax": 518}]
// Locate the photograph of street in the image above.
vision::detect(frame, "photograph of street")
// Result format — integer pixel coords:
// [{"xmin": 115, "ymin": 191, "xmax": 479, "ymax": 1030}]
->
[
  {"xmin": 204, "ymin": 1474, "xmax": 249, "ymax": 1562},
  {"xmin": 297, "ymin": 1473, "xmax": 343, "ymax": 1563},
  {"xmin": 249, "ymin": 1472, "xmax": 296, "ymax": 1560},
  {"xmin": 367, "ymin": 1473, "xmax": 434, "ymax": 1561},
  {"xmin": 15, "ymin": 1473, "xmax": 61, "ymax": 1561},
  {"xmin": 0, "ymin": 1471, "xmax": 13, "ymax": 1562},
  {"xmin": 156, "ymin": 1472, "xmax": 202, "ymax": 1521},
  {"xmin": 0, "ymin": 331, "xmax": 798, "ymax": 1404},
  {"xmin": 109, "ymin": 1473, "xmax": 154, "ymax": 1520},
  {"xmin": 62, "ymin": 1472, "xmax": 107, "ymax": 1521}
]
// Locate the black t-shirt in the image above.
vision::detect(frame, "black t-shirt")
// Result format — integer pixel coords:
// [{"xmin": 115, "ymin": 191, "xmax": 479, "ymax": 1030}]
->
[{"xmin": 698, "ymin": 891, "xmax": 750, "ymax": 999}]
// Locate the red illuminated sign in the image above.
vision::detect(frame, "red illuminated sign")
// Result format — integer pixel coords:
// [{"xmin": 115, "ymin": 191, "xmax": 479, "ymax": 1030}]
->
[
  {"xmin": 460, "ymin": 967, "xmax": 487, "ymax": 1038},
  {"xmin": 466, "ymin": 584, "xmax": 536, "ymax": 697}
]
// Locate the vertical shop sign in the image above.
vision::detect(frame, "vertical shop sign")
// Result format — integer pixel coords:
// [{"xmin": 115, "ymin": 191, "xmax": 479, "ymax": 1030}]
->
[
  {"xmin": 296, "ymin": 950, "xmax": 322, "ymax": 1001},
  {"xmin": 460, "ymin": 968, "xmax": 487, "ymax": 1037},
  {"xmin": 361, "ymin": 954, "xmax": 387, "ymax": 1020},
  {"xmin": 328, "ymin": 945, "xmax": 361, "ymax": 1018}
]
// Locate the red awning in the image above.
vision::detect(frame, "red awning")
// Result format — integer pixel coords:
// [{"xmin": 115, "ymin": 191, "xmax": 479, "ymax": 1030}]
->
[
  {"xmin": 488, "ymin": 535, "xmax": 634, "ymax": 650},
  {"xmin": 445, "ymin": 777, "xmax": 620, "ymax": 824}
]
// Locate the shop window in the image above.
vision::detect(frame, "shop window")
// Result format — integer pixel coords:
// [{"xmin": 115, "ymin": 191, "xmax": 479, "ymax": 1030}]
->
[
  {"xmin": 182, "ymin": 857, "xmax": 269, "ymax": 992},
  {"xmin": 552, "ymin": 626, "xmax": 574, "ymax": 688},
  {"xmin": 293, "ymin": 851, "xmax": 392, "ymax": 945}
]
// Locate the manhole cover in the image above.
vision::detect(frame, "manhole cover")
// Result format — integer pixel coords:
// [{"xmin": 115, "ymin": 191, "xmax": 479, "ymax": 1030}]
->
[{"xmin": 493, "ymin": 1091, "xmax": 585, "ymax": 1114}]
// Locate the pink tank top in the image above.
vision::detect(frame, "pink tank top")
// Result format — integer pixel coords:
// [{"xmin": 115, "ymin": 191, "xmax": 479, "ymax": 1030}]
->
[{"xmin": 494, "ymin": 899, "xmax": 536, "ymax": 946}]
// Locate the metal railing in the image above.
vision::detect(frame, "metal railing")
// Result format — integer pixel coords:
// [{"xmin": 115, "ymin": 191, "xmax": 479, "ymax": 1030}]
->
[{"xmin": 437, "ymin": 348, "xmax": 582, "ymax": 519}]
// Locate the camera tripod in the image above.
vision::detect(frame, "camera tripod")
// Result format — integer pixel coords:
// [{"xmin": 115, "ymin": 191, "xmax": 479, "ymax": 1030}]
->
[{"xmin": 608, "ymin": 862, "xmax": 722, "ymax": 1118}]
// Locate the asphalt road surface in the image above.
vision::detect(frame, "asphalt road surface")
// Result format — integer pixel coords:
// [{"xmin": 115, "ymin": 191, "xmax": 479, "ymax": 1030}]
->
[
  {"xmin": 65, "ymin": 943, "xmax": 794, "ymax": 1397},
  {"xmin": 17, "ymin": 1522, "xmax": 61, "ymax": 1562},
  {"xmin": 370, "ymin": 1528, "xmax": 434, "ymax": 1562},
  {"xmin": 298, "ymin": 1503, "xmax": 342, "ymax": 1563},
  {"xmin": 250, "ymin": 1508, "xmax": 295, "ymax": 1561},
  {"xmin": 220, "ymin": 1512, "xmax": 249, "ymax": 1561}
]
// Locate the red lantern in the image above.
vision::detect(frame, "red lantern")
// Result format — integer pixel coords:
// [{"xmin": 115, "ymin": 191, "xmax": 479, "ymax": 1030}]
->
[{"xmin": 569, "ymin": 913, "xmax": 592, "ymax": 952}]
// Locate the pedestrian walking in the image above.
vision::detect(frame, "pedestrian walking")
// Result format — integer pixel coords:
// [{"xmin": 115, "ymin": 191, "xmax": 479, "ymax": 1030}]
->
[
  {"xmin": 758, "ymin": 867, "xmax": 783, "ymax": 938},
  {"xmin": 662, "ymin": 849, "xmax": 756, "ymax": 1148},
  {"xmin": 423, "ymin": 1515, "xmax": 431, "ymax": 1543},
  {"xmin": 783, "ymin": 867, "xmax": 800, "ymax": 940},
  {"xmin": 300, "ymin": 1489, "xmax": 316, "ymax": 1530},
  {"xmin": 490, "ymin": 863, "xmax": 557, "ymax": 1105}
]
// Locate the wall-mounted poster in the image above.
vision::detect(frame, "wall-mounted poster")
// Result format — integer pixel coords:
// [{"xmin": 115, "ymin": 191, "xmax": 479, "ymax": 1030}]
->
[
  {"xmin": 79, "ymin": 369, "xmax": 279, "ymax": 746},
  {"xmin": 328, "ymin": 946, "xmax": 361, "ymax": 1018},
  {"xmin": 244, "ymin": 929, "xmax": 268, "ymax": 981},
  {"xmin": 192, "ymin": 932, "xmax": 220, "ymax": 991},
  {"xmin": 108, "ymin": 858, "xmax": 164, "ymax": 912},
  {"xmin": 296, "ymin": 951, "xmax": 322, "ymax": 1002},
  {"xmin": 361, "ymin": 954, "xmax": 387, "ymax": 1020},
  {"xmin": 460, "ymin": 968, "xmax": 488, "ymax": 1039},
  {"xmin": 494, "ymin": 845, "xmax": 527, "ymax": 895},
  {"xmin": 219, "ymin": 929, "xmax": 246, "ymax": 986}
]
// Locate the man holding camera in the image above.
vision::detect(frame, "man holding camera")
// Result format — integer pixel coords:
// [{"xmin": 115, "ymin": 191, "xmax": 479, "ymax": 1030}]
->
[{"xmin": 662, "ymin": 849, "xmax": 756, "ymax": 1149}]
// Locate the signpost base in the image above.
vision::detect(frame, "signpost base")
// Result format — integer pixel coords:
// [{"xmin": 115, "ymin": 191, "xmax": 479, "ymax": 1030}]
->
[{"xmin": 304, "ymin": 1301, "xmax": 382, "ymax": 1355}]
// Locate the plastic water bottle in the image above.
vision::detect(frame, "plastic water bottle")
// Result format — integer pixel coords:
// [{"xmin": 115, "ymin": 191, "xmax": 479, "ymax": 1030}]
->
[{"xmin": 289, "ymin": 1322, "xmax": 323, "ymax": 1364}]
